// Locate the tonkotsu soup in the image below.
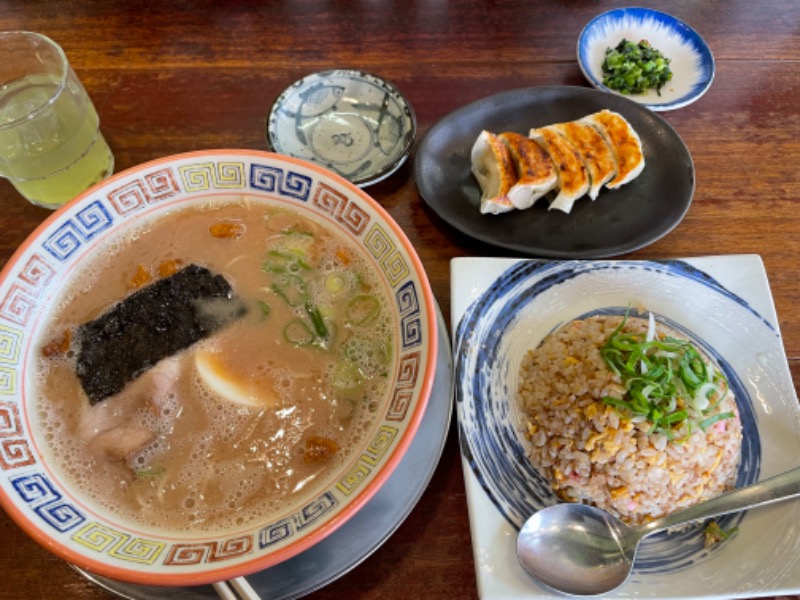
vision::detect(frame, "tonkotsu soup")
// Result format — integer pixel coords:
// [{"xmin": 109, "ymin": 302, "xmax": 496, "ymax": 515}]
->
[{"xmin": 34, "ymin": 197, "xmax": 396, "ymax": 533}]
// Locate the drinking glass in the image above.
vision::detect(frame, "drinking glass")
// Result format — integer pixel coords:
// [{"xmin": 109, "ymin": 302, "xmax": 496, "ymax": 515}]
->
[{"xmin": 0, "ymin": 31, "xmax": 114, "ymax": 209}]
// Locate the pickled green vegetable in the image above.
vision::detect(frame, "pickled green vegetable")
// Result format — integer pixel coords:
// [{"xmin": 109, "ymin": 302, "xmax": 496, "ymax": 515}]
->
[{"xmin": 601, "ymin": 38, "xmax": 673, "ymax": 95}]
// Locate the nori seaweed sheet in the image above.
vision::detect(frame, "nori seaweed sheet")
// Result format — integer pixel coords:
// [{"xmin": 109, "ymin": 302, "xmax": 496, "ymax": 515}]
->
[{"xmin": 76, "ymin": 264, "xmax": 246, "ymax": 404}]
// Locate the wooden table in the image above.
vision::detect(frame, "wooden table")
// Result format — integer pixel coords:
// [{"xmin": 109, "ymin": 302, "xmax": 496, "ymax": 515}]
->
[{"xmin": 0, "ymin": 1, "xmax": 798, "ymax": 598}]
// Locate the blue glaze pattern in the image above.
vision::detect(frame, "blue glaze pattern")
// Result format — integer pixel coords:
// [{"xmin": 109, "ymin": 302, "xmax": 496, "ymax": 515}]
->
[
  {"xmin": 250, "ymin": 163, "xmax": 312, "ymax": 200},
  {"xmin": 578, "ymin": 8, "xmax": 715, "ymax": 111},
  {"xmin": 267, "ymin": 70, "xmax": 416, "ymax": 187},
  {"xmin": 397, "ymin": 281, "xmax": 422, "ymax": 350},
  {"xmin": 43, "ymin": 200, "xmax": 114, "ymax": 261},
  {"xmin": 11, "ymin": 472, "xmax": 86, "ymax": 533},
  {"xmin": 454, "ymin": 259, "xmax": 782, "ymax": 576}
]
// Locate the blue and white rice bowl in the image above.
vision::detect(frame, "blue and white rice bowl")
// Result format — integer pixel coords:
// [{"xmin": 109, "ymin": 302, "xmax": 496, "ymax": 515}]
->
[
  {"xmin": 577, "ymin": 8, "xmax": 715, "ymax": 111},
  {"xmin": 454, "ymin": 259, "xmax": 800, "ymax": 583}
]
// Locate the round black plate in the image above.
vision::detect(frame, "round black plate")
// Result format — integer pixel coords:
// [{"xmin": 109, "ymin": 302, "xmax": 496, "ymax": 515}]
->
[{"xmin": 414, "ymin": 86, "xmax": 694, "ymax": 258}]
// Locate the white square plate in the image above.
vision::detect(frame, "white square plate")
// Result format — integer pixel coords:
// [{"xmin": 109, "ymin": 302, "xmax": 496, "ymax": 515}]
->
[{"xmin": 451, "ymin": 255, "xmax": 800, "ymax": 599}]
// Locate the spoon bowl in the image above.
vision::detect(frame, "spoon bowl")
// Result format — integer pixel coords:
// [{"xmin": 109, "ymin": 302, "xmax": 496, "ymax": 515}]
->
[
  {"xmin": 518, "ymin": 503, "xmax": 635, "ymax": 596},
  {"xmin": 517, "ymin": 466, "xmax": 800, "ymax": 596}
]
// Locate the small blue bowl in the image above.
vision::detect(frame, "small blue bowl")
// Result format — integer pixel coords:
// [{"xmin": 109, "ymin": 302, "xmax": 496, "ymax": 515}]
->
[{"xmin": 578, "ymin": 7, "xmax": 715, "ymax": 111}]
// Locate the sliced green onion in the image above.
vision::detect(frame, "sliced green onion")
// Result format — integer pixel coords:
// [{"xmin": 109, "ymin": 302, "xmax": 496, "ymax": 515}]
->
[
  {"xmin": 355, "ymin": 272, "xmax": 371, "ymax": 291},
  {"xmin": 345, "ymin": 294, "xmax": 380, "ymax": 326},
  {"xmin": 257, "ymin": 300, "xmax": 271, "ymax": 319},
  {"xmin": 699, "ymin": 411, "xmax": 735, "ymax": 431},
  {"xmin": 601, "ymin": 396, "xmax": 633, "ymax": 412},
  {"xmin": 284, "ymin": 319, "xmax": 315, "ymax": 346},
  {"xmin": 660, "ymin": 409, "xmax": 689, "ymax": 426},
  {"xmin": 704, "ymin": 520, "xmax": 739, "ymax": 546},
  {"xmin": 692, "ymin": 382, "xmax": 717, "ymax": 411},
  {"xmin": 267, "ymin": 249, "xmax": 311, "ymax": 272},
  {"xmin": 263, "ymin": 249, "xmax": 311, "ymax": 274},
  {"xmin": 305, "ymin": 302, "xmax": 329, "ymax": 339},
  {"xmin": 342, "ymin": 335, "xmax": 391, "ymax": 378},
  {"xmin": 280, "ymin": 227, "xmax": 313, "ymax": 237},
  {"xmin": 325, "ymin": 273, "xmax": 347, "ymax": 295},
  {"xmin": 332, "ymin": 361, "xmax": 363, "ymax": 390},
  {"xmin": 272, "ymin": 274, "xmax": 308, "ymax": 306},
  {"xmin": 601, "ymin": 311, "xmax": 733, "ymax": 439}
]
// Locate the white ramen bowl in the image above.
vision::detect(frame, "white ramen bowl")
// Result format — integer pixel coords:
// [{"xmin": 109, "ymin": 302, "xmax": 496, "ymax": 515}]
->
[{"xmin": 0, "ymin": 150, "xmax": 438, "ymax": 586}]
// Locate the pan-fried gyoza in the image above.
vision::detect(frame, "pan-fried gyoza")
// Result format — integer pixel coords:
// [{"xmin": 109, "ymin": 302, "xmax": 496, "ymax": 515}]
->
[{"xmin": 470, "ymin": 110, "xmax": 645, "ymax": 215}]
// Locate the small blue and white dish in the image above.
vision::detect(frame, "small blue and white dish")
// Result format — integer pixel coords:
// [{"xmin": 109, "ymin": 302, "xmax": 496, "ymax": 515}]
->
[
  {"xmin": 268, "ymin": 70, "xmax": 416, "ymax": 187},
  {"xmin": 577, "ymin": 8, "xmax": 715, "ymax": 111}
]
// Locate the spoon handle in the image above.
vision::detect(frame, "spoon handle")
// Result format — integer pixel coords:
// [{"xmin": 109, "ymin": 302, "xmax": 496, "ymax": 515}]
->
[{"xmin": 642, "ymin": 466, "xmax": 800, "ymax": 536}]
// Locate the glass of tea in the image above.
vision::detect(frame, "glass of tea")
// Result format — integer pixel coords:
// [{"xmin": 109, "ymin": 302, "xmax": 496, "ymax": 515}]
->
[{"xmin": 0, "ymin": 31, "xmax": 114, "ymax": 209}]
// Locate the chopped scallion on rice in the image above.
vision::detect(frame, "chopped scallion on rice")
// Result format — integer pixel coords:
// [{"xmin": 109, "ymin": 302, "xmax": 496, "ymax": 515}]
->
[
  {"xmin": 518, "ymin": 314, "xmax": 742, "ymax": 525},
  {"xmin": 600, "ymin": 312, "xmax": 733, "ymax": 439}
]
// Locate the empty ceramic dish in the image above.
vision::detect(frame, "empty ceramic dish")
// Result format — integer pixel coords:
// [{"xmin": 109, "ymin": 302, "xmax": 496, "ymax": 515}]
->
[{"xmin": 268, "ymin": 70, "xmax": 416, "ymax": 186}]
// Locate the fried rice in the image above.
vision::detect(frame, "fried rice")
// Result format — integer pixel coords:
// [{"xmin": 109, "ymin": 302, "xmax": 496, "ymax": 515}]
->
[{"xmin": 517, "ymin": 314, "xmax": 742, "ymax": 525}]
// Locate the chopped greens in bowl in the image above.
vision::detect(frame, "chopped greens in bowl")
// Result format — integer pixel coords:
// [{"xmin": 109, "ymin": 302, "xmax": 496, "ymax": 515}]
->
[{"xmin": 602, "ymin": 39, "xmax": 673, "ymax": 95}]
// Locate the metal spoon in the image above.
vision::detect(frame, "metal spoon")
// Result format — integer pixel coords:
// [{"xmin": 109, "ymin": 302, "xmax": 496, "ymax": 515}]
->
[{"xmin": 517, "ymin": 466, "xmax": 800, "ymax": 596}]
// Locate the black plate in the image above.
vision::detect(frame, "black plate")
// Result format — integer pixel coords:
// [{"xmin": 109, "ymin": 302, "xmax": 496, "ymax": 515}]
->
[{"xmin": 414, "ymin": 86, "xmax": 694, "ymax": 258}]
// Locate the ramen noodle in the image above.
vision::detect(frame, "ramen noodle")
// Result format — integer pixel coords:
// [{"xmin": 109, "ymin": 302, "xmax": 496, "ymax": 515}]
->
[{"xmin": 35, "ymin": 197, "xmax": 396, "ymax": 533}]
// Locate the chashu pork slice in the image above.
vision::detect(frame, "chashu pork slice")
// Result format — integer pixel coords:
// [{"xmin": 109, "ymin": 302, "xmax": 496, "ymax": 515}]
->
[
  {"xmin": 529, "ymin": 127, "xmax": 590, "ymax": 214},
  {"xmin": 470, "ymin": 130, "xmax": 516, "ymax": 215},
  {"xmin": 580, "ymin": 110, "xmax": 645, "ymax": 189},
  {"xmin": 549, "ymin": 121, "xmax": 617, "ymax": 200},
  {"xmin": 497, "ymin": 131, "xmax": 557, "ymax": 210}
]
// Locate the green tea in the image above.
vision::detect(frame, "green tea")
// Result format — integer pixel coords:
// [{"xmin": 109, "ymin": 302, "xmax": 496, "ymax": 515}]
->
[{"xmin": 0, "ymin": 73, "xmax": 113, "ymax": 208}]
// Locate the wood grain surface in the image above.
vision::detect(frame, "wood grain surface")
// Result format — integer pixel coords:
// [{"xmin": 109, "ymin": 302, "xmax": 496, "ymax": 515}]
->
[{"xmin": 0, "ymin": 1, "xmax": 798, "ymax": 598}]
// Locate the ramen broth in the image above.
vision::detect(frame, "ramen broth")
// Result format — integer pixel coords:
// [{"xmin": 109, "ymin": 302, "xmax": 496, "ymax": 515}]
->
[{"xmin": 35, "ymin": 197, "xmax": 395, "ymax": 533}]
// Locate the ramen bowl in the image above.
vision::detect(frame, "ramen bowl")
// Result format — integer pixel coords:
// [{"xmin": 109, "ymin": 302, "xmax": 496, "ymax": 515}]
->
[{"xmin": 0, "ymin": 150, "xmax": 437, "ymax": 586}]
